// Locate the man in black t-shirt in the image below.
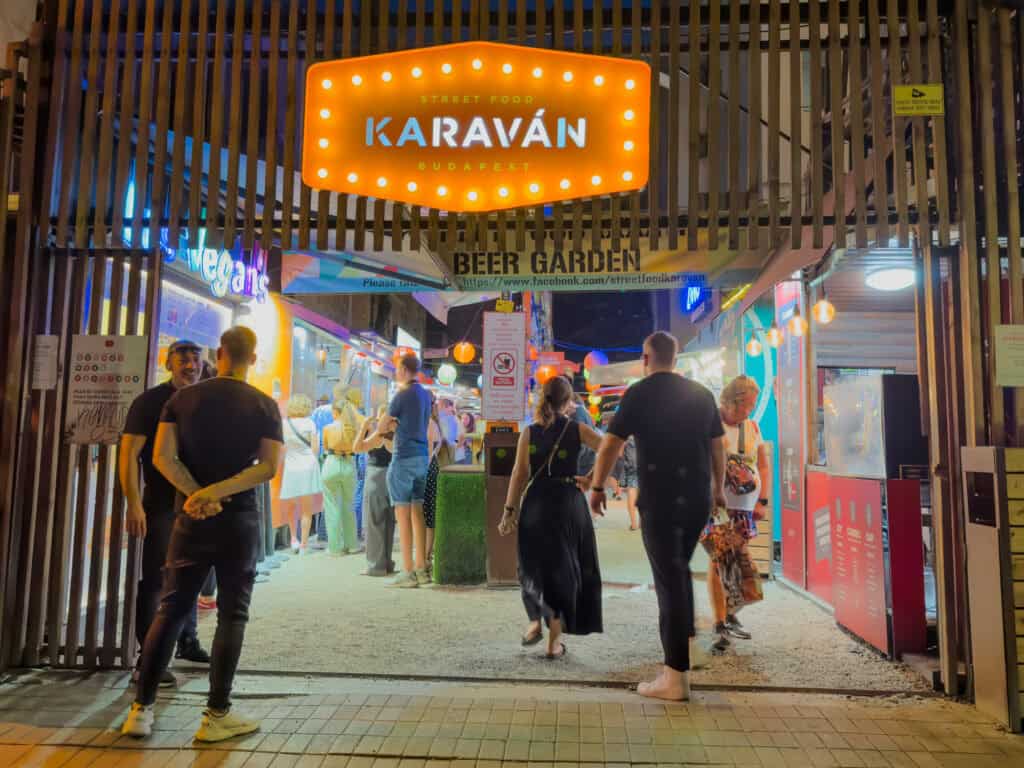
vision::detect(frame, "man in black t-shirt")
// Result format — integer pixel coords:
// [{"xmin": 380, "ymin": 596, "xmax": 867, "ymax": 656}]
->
[
  {"xmin": 120, "ymin": 339, "xmax": 209, "ymax": 684},
  {"xmin": 589, "ymin": 331, "xmax": 727, "ymax": 701},
  {"xmin": 122, "ymin": 327, "xmax": 284, "ymax": 743}
]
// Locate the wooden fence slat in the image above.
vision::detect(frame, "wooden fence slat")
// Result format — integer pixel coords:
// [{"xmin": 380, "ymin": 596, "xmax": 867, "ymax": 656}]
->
[
  {"xmin": 262, "ymin": 1, "xmax": 282, "ymax": 250},
  {"xmin": 56, "ymin": 0, "xmax": 87, "ymax": 247},
  {"xmin": 118, "ymin": 256, "xmax": 145, "ymax": 669},
  {"xmin": 750, "ymin": 0, "xmax": 763, "ymax": 250},
  {"xmin": 282, "ymin": 1, "xmax": 299, "ymax": 248},
  {"xmin": 48, "ymin": 253, "xmax": 86, "ymax": 667},
  {"xmin": 189, "ymin": 0, "xmax": 210, "ymax": 245},
  {"xmin": 493, "ymin": 0, "xmax": 509, "ymax": 253},
  {"xmin": 206, "ymin": 0, "xmax": 229, "ymax": 246},
  {"xmin": 435, "ymin": 0, "xmax": 445, "ymax": 44},
  {"xmin": 726, "ymin": 0, "xmax": 741, "ymax": 248},
  {"xmin": 223, "ymin": 0, "xmax": 249, "ymax": 246},
  {"xmin": 998, "ymin": 9, "xmax": 1022, "ymax": 326},
  {"xmin": 848, "ymin": 0, "xmax": 868, "ymax": 248},
  {"xmin": 319, "ymin": 0, "xmax": 334, "ymax": 251},
  {"xmin": 299, "ymin": 0, "xmax": 316, "ymax": 250},
  {"xmin": 73, "ymin": 0, "xmax": 106, "ymax": 247},
  {"xmin": 787, "ymin": 0, "xmax": 800, "ymax": 247},
  {"xmin": 809, "ymin": 0, "xmax": 824, "ymax": 247},
  {"xmin": 867, "ymin": 0, "xmax": 889, "ymax": 245},
  {"xmin": 92, "ymin": 0, "xmax": 124, "ymax": 247},
  {"xmin": 687, "ymin": 0, "xmax": 700, "ymax": 251},
  {"xmin": 168, "ymin": 0, "xmax": 193, "ymax": 249},
  {"xmin": 37, "ymin": 9, "xmax": 71, "ymax": 238},
  {"xmin": 707, "ymin": 1, "xmax": 721, "ymax": 249},
  {"xmin": 147, "ymin": 0, "xmax": 177, "ymax": 250},
  {"xmin": 826, "ymin": 0, "xmax": 844, "ymax": 248},
  {"xmin": 647, "ymin": 0, "xmax": 661, "ymax": 250},
  {"xmin": 888, "ymin": 0, "xmax": 908, "ymax": 246},
  {"xmin": 100, "ymin": 252, "xmax": 128, "ymax": 668},
  {"xmin": 907, "ymin": 0, "xmax": 931, "ymax": 251},
  {"xmin": 768, "ymin": 0, "xmax": 781, "ymax": 247},
  {"xmin": 975, "ymin": 7, "xmax": 1004, "ymax": 444},
  {"xmin": 667, "ymin": 0, "xmax": 680, "ymax": 249},
  {"xmin": 926, "ymin": 0, "xmax": 950, "ymax": 246},
  {"xmin": 246, "ymin": 0, "xmax": 265, "ymax": 250}
]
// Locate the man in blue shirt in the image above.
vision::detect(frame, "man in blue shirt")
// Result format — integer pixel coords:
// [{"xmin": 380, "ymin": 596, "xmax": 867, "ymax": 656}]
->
[{"xmin": 379, "ymin": 354, "xmax": 432, "ymax": 587}]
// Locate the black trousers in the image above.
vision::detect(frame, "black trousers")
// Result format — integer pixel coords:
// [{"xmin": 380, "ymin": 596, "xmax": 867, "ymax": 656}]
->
[
  {"xmin": 135, "ymin": 504, "xmax": 198, "ymax": 649},
  {"xmin": 136, "ymin": 504, "xmax": 259, "ymax": 710},
  {"xmin": 522, "ymin": 588, "xmax": 542, "ymax": 622},
  {"xmin": 640, "ymin": 505, "xmax": 706, "ymax": 672}
]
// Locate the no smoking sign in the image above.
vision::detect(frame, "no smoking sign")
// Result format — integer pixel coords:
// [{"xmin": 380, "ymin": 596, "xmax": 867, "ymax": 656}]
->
[{"xmin": 492, "ymin": 350, "xmax": 516, "ymax": 386}]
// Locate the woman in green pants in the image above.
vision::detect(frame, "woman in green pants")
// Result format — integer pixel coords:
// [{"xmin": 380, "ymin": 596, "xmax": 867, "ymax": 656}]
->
[{"xmin": 321, "ymin": 395, "xmax": 362, "ymax": 555}]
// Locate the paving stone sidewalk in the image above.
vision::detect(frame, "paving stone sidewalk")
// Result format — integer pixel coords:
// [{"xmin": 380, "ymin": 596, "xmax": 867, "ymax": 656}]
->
[{"xmin": 1, "ymin": 671, "xmax": 1022, "ymax": 767}]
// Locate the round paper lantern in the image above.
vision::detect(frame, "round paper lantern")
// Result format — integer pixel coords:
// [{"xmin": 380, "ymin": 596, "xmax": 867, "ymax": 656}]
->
[
  {"xmin": 584, "ymin": 350, "xmax": 608, "ymax": 370},
  {"xmin": 437, "ymin": 363, "xmax": 458, "ymax": 386},
  {"xmin": 535, "ymin": 364, "xmax": 557, "ymax": 385},
  {"xmin": 453, "ymin": 341, "xmax": 476, "ymax": 363}
]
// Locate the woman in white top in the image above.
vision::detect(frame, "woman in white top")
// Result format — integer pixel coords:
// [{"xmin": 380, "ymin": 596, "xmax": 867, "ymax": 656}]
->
[
  {"xmin": 700, "ymin": 376, "xmax": 771, "ymax": 651},
  {"xmin": 280, "ymin": 394, "xmax": 323, "ymax": 554}
]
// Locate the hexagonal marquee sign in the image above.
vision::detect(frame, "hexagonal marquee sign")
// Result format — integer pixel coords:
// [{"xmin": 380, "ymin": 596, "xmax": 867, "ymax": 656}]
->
[{"xmin": 302, "ymin": 41, "xmax": 651, "ymax": 213}]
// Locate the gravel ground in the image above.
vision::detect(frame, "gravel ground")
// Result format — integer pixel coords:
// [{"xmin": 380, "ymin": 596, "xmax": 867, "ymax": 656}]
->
[{"xmin": 189, "ymin": 503, "xmax": 929, "ymax": 693}]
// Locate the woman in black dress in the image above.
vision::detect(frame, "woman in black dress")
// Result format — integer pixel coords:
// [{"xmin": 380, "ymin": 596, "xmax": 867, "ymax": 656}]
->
[{"xmin": 499, "ymin": 376, "xmax": 604, "ymax": 658}]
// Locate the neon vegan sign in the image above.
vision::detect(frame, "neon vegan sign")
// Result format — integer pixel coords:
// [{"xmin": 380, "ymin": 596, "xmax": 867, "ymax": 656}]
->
[{"xmin": 302, "ymin": 41, "xmax": 650, "ymax": 212}]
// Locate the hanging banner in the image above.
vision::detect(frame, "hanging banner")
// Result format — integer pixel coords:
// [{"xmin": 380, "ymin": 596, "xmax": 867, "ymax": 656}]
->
[
  {"xmin": 482, "ymin": 311, "xmax": 527, "ymax": 422},
  {"xmin": 303, "ymin": 42, "xmax": 651, "ymax": 212},
  {"xmin": 65, "ymin": 335, "xmax": 149, "ymax": 445}
]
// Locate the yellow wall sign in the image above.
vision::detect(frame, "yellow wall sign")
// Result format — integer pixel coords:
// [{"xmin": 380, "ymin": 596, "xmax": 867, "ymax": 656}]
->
[
  {"xmin": 302, "ymin": 42, "xmax": 651, "ymax": 213},
  {"xmin": 893, "ymin": 84, "xmax": 944, "ymax": 117}
]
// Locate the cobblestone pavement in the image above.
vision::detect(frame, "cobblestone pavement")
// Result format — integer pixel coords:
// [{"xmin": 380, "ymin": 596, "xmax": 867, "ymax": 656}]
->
[{"xmin": 1, "ymin": 671, "xmax": 1022, "ymax": 767}]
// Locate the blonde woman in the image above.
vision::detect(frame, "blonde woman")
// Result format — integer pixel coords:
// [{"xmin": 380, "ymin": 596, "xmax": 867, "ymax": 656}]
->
[
  {"xmin": 701, "ymin": 375, "xmax": 770, "ymax": 651},
  {"xmin": 280, "ymin": 395, "xmax": 323, "ymax": 554},
  {"xmin": 321, "ymin": 389, "xmax": 363, "ymax": 555}
]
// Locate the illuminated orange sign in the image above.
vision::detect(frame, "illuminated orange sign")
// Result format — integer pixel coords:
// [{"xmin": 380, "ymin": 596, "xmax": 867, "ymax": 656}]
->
[{"xmin": 302, "ymin": 42, "xmax": 650, "ymax": 213}]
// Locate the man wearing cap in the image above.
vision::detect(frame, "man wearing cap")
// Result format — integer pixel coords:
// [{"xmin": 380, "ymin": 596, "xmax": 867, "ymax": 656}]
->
[{"xmin": 120, "ymin": 339, "xmax": 211, "ymax": 686}]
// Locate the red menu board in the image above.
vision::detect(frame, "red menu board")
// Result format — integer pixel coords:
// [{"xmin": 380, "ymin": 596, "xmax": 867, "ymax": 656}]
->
[
  {"xmin": 775, "ymin": 282, "xmax": 807, "ymax": 587},
  {"xmin": 830, "ymin": 477, "xmax": 888, "ymax": 655},
  {"xmin": 805, "ymin": 470, "xmax": 835, "ymax": 605}
]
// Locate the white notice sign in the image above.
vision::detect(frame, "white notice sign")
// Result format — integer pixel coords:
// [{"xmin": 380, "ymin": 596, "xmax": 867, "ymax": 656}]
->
[
  {"xmin": 995, "ymin": 325, "xmax": 1024, "ymax": 388},
  {"xmin": 482, "ymin": 312, "xmax": 527, "ymax": 422},
  {"xmin": 65, "ymin": 335, "xmax": 149, "ymax": 445},
  {"xmin": 32, "ymin": 335, "xmax": 60, "ymax": 390}
]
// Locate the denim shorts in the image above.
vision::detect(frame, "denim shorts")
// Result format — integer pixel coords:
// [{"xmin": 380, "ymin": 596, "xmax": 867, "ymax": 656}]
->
[{"xmin": 387, "ymin": 455, "xmax": 430, "ymax": 505}]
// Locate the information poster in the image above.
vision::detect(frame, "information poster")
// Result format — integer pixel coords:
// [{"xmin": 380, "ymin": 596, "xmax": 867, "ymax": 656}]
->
[
  {"xmin": 805, "ymin": 470, "xmax": 835, "ymax": 606},
  {"xmin": 65, "ymin": 335, "xmax": 149, "ymax": 445},
  {"xmin": 482, "ymin": 312, "xmax": 526, "ymax": 422},
  {"xmin": 32, "ymin": 335, "xmax": 60, "ymax": 391},
  {"xmin": 775, "ymin": 282, "xmax": 807, "ymax": 587},
  {"xmin": 830, "ymin": 476, "xmax": 888, "ymax": 655}
]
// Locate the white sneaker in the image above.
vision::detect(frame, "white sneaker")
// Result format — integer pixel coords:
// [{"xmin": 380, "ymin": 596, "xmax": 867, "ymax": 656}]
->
[
  {"xmin": 388, "ymin": 571, "xmax": 420, "ymax": 588},
  {"xmin": 121, "ymin": 703, "xmax": 154, "ymax": 738},
  {"xmin": 689, "ymin": 637, "xmax": 710, "ymax": 670},
  {"xmin": 194, "ymin": 708, "xmax": 260, "ymax": 743}
]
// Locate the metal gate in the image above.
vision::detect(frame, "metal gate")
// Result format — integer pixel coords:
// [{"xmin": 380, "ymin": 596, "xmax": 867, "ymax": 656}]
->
[{"xmin": 0, "ymin": 248, "xmax": 160, "ymax": 671}]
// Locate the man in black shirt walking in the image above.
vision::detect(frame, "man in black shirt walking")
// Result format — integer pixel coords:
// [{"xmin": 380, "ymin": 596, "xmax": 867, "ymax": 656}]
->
[
  {"xmin": 120, "ymin": 340, "xmax": 210, "ymax": 685},
  {"xmin": 589, "ymin": 331, "xmax": 726, "ymax": 701},
  {"xmin": 122, "ymin": 326, "xmax": 284, "ymax": 742}
]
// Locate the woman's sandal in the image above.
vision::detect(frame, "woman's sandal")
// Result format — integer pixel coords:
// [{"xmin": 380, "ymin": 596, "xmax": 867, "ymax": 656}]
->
[
  {"xmin": 545, "ymin": 642, "xmax": 568, "ymax": 660},
  {"xmin": 521, "ymin": 627, "xmax": 544, "ymax": 647}
]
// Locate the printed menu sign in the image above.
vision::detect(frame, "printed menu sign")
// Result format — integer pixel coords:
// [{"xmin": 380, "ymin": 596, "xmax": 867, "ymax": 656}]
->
[
  {"xmin": 65, "ymin": 335, "xmax": 149, "ymax": 445},
  {"xmin": 830, "ymin": 477, "xmax": 889, "ymax": 655},
  {"xmin": 482, "ymin": 311, "xmax": 526, "ymax": 422}
]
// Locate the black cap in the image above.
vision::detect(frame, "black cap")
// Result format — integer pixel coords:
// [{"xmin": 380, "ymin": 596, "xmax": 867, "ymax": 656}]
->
[{"xmin": 168, "ymin": 339, "xmax": 202, "ymax": 356}]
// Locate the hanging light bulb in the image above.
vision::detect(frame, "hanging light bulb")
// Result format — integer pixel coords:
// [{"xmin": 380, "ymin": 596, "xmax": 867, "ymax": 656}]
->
[
  {"xmin": 746, "ymin": 337, "xmax": 762, "ymax": 356},
  {"xmin": 812, "ymin": 295, "xmax": 836, "ymax": 325},
  {"xmin": 788, "ymin": 307, "xmax": 809, "ymax": 337},
  {"xmin": 765, "ymin": 321, "xmax": 784, "ymax": 348}
]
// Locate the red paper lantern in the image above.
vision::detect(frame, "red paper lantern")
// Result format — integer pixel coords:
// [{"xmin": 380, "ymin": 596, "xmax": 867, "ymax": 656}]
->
[
  {"xmin": 393, "ymin": 346, "xmax": 414, "ymax": 366},
  {"xmin": 535, "ymin": 365, "xmax": 557, "ymax": 385},
  {"xmin": 453, "ymin": 341, "xmax": 476, "ymax": 363}
]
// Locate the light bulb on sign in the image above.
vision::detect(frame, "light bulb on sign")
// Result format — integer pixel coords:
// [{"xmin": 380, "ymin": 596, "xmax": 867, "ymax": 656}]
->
[
  {"xmin": 441, "ymin": 62, "xmax": 453, "ymax": 74},
  {"xmin": 502, "ymin": 63, "xmax": 513, "ymax": 74},
  {"xmin": 528, "ymin": 183, "xmax": 540, "ymax": 194},
  {"xmin": 563, "ymin": 71, "xmax": 574, "ymax": 82},
  {"xmin": 624, "ymin": 140, "xmax": 635, "ymax": 151},
  {"xmin": 560, "ymin": 179, "xmax": 571, "ymax": 190},
  {"xmin": 594, "ymin": 75, "xmax": 605, "ymax": 86},
  {"xmin": 411, "ymin": 66, "xmax": 423, "ymax": 79},
  {"xmin": 498, "ymin": 187, "xmax": 509, "ymax": 198},
  {"xmin": 625, "ymin": 79, "xmax": 636, "ymax": 90},
  {"xmin": 467, "ymin": 190, "xmax": 479, "ymax": 202},
  {"xmin": 377, "ymin": 177, "xmax": 388, "ymax": 188},
  {"xmin": 624, "ymin": 109, "xmax": 635, "ymax": 121},
  {"xmin": 812, "ymin": 296, "xmax": 836, "ymax": 324},
  {"xmin": 437, "ymin": 185, "xmax": 448, "ymax": 197},
  {"xmin": 622, "ymin": 171, "xmax": 633, "ymax": 182},
  {"xmin": 746, "ymin": 337, "xmax": 762, "ymax": 356},
  {"xmin": 591, "ymin": 175, "xmax": 602, "ymax": 186},
  {"xmin": 322, "ymin": 78, "xmax": 333, "ymax": 90},
  {"xmin": 381, "ymin": 71, "xmax": 393, "ymax": 82},
  {"xmin": 532, "ymin": 67, "xmax": 543, "ymax": 78},
  {"xmin": 407, "ymin": 181, "xmax": 418, "ymax": 192},
  {"xmin": 318, "ymin": 138, "xmax": 329, "ymax": 148},
  {"xmin": 319, "ymin": 108, "xmax": 331, "ymax": 119},
  {"xmin": 472, "ymin": 58, "xmax": 483, "ymax": 70},
  {"xmin": 350, "ymin": 75, "xmax": 362, "ymax": 86},
  {"xmin": 317, "ymin": 168, "xmax": 328, "ymax": 179},
  {"xmin": 346, "ymin": 172, "xmax": 358, "ymax": 183}
]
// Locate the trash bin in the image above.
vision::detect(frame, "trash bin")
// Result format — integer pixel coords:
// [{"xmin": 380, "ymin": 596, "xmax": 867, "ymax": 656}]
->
[{"xmin": 484, "ymin": 430, "xmax": 519, "ymax": 586}]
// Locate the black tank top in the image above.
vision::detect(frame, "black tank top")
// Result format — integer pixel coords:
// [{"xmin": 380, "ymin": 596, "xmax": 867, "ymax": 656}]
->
[{"xmin": 368, "ymin": 445, "xmax": 392, "ymax": 468}]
